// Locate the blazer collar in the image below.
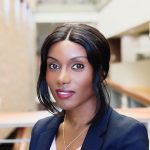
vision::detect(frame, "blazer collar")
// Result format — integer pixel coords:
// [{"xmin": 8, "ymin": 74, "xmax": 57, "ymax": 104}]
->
[
  {"xmin": 36, "ymin": 115, "xmax": 64, "ymax": 150},
  {"xmin": 81, "ymin": 106, "xmax": 113, "ymax": 150}
]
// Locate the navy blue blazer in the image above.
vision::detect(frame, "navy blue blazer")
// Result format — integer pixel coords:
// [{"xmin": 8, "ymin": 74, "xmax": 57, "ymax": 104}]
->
[{"xmin": 29, "ymin": 107, "xmax": 149, "ymax": 150}]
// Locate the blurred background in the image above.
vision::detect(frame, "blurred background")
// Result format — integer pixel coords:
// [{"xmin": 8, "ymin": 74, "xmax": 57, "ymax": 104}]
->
[{"xmin": 0, "ymin": 0, "xmax": 150, "ymax": 149}]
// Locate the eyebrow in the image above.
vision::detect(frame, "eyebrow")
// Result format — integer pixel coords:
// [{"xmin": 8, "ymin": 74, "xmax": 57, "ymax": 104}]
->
[{"xmin": 47, "ymin": 56, "xmax": 87, "ymax": 61}]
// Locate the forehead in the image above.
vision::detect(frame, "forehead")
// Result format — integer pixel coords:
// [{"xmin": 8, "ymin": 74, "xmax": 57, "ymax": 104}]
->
[{"xmin": 47, "ymin": 40, "xmax": 87, "ymax": 59}]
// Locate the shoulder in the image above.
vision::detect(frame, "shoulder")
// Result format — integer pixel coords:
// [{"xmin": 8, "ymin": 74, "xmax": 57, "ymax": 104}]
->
[
  {"xmin": 29, "ymin": 114, "xmax": 63, "ymax": 150},
  {"xmin": 112, "ymin": 109, "xmax": 148, "ymax": 131},
  {"xmin": 32, "ymin": 116, "xmax": 54, "ymax": 135},
  {"xmin": 105, "ymin": 109, "xmax": 149, "ymax": 149},
  {"xmin": 29, "ymin": 116, "xmax": 54, "ymax": 150},
  {"xmin": 30, "ymin": 116, "xmax": 54, "ymax": 140},
  {"xmin": 110, "ymin": 109, "xmax": 145, "ymax": 129},
  {"xmin": 31, "ymin": 114, "xmax": 64, "ymax": 135}
]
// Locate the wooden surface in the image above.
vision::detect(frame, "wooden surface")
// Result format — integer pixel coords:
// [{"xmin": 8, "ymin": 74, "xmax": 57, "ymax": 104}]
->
[
  {"xmin": 0, "ymin": 108, "xmax": 150, "ymax": 129},
  {"xmin": 12, "ymin": 128, "xmax": 31, "ymax": 150},
  {"xmin": 116, "ymin": 107, "xmax": 150, "ymax": 122},
  {"xmin": 0, "ymin": 111, "xmax": 50, "ymax": 128},
  {"xmin": 107, "ymin": 79, "xmax": 150, "ymax": 105}
]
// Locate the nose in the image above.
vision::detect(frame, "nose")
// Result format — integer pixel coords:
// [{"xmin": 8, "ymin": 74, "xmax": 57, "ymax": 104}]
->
[{"xmin": 57, "ymin": 68, "xmax": 71, "ymax": 85}]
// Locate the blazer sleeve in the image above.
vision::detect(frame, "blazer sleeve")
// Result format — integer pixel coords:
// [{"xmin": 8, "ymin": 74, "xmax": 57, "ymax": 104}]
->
[{"xmin": 118, "ymin": 122, "xmax": 149, "ymax": 150}]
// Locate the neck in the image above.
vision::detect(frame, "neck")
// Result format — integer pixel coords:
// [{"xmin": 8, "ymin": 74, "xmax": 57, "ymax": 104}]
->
[{"xmin": 65, "ymin": 104, "xmax": 96, "ymax": 127}]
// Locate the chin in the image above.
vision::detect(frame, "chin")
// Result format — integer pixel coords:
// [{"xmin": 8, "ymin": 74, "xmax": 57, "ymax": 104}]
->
[
  {"xmin": 57, "ymin": 104, "xmax": 75, "ymax": 111},
  {"xmin": 55, "ymin": 97, "xmax": 80, "ymax": 110}
]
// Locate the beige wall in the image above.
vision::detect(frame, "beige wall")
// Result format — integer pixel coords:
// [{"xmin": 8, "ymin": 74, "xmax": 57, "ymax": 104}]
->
[
  {"xmin": 0, "ymin": 0, "xmax": 37, "ymax": 138},
  {"xmin": 97, "ymin": 0, "xmax": 150, "ymax": 38},
  {"xmin": 109, "ymin": 60, "xmax": 150, "ymax": 87}
]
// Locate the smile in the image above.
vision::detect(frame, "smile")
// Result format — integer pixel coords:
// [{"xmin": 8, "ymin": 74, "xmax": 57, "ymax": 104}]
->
[{"xmin": 56, "ymin": 89, "xmax": 75, "ymax": 99}]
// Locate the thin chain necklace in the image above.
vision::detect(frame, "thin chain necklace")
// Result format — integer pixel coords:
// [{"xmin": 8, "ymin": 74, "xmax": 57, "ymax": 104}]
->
[{"xmin": 62, "ymin": 117, "xmax": 89, "ymax": 150}]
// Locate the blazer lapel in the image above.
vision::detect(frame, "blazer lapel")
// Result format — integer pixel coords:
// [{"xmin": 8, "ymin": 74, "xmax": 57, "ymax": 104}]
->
[
  {"xmin": 81, "ymin": 106, "xmax": 113, "ymax": 150},
  {"xmin": 36, "ymin": 115, "xmax": 64, "ymax": 150},
  {"xmin": 81, "ymin": 126, "xmax": 104, "ymax": 150}
]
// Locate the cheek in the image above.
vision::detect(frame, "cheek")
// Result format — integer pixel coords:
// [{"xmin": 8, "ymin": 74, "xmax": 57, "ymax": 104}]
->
[
  {"xmin": 46, "ymin": 72, "xmax": 54, "ymax": 87},
  {"xmin": 46, "ymin": 74, "xmax": 56, "ymax": 98},
  {"xmin": 75, "ymin": 72, "xmax": 93, "ymax": 91}
]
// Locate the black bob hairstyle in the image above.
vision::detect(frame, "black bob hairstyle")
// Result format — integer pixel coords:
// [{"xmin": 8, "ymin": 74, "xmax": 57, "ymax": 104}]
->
[{"xmin": 37, "ymin": 23, "xmax": 110, "ymax": 123}]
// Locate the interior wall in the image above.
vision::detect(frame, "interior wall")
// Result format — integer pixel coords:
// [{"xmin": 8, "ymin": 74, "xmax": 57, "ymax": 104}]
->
[
  {"xmin": 109, "ymin": 60, "xmax": 150, "ymax": 87},
  {"xmin": 97, "ymin": 0, "xmax": 150, "ymax": 37},
  {"xmin": 0, "ymin": 0, "xmax": 37, "ymax": 112},
  {"xmin": 0, "ymin": 0, "xmax": 37, "ymax": 139},
  {"xmin": 121, "ymin": 35, "xmax": 150, "ymax": 62}
]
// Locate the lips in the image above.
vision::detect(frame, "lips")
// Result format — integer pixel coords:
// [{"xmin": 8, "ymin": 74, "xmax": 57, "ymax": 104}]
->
[{"xmin": 55, "ymin": 89, "xmax": 75, "ymax": 100}]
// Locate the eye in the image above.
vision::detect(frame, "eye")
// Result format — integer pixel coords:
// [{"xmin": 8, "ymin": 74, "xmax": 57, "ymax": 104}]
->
[
  {"xmin": 72, "ymin": 64, "xmax": 84, "ymax": 70},
  {"xmin": 48, "ymin": 63, "xmax": 60, "ymax": 70}
]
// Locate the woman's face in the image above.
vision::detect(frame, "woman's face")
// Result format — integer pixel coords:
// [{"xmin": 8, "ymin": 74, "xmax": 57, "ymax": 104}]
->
[{"xmin": 46, "ymin": 40, "xmax": 96, "ymax": 111}]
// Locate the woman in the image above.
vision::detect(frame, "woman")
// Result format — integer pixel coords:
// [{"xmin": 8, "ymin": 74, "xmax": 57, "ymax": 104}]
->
[{"xmin": 29, "ymin": 23, "xmax": 149, "ymax": 150}]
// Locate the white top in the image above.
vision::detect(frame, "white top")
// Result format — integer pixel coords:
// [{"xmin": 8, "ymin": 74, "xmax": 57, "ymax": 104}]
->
[{"xmin": 50, "ymin": 137, "xmax": 81, "ymax": 150}]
